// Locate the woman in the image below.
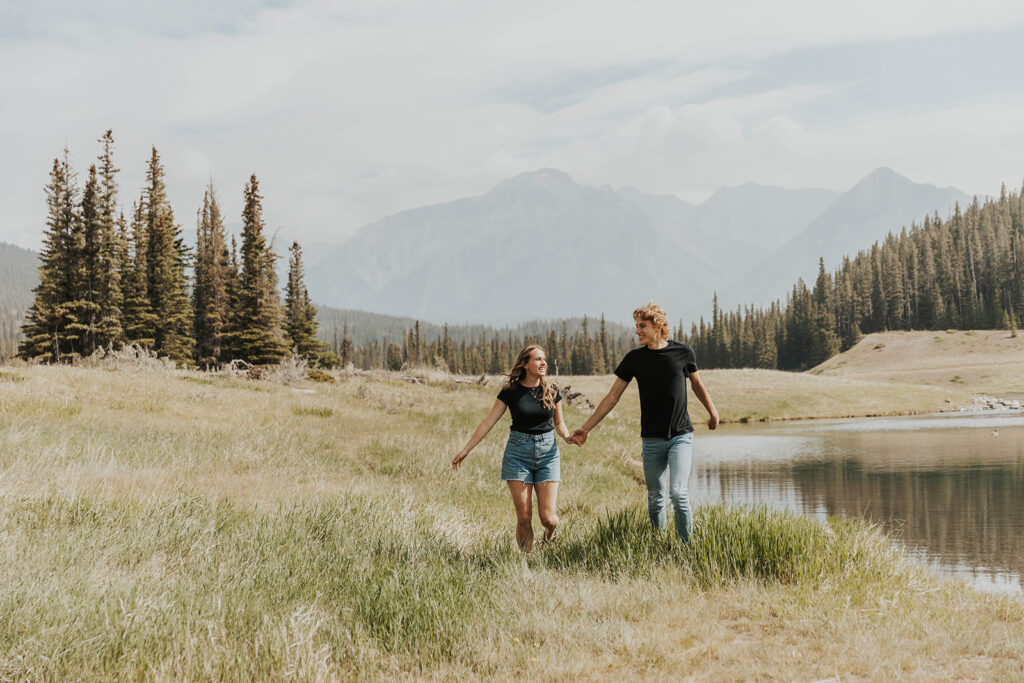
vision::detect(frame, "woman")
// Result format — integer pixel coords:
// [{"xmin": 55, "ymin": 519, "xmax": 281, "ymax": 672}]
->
[{"xmin": 452, "ymin": 345, "xmax": 572, "ymax": 551}]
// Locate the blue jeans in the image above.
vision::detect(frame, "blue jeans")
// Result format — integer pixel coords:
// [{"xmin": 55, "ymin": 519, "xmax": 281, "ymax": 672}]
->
[{"xmin": 641, "ymin": 432, "xmax": 694, "ymax": 542}]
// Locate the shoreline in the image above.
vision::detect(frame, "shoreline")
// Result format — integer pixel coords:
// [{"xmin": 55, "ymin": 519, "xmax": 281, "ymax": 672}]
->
[{"xmin": 721, "ymin": 403, "xmax": 1024, "ymax": 424}]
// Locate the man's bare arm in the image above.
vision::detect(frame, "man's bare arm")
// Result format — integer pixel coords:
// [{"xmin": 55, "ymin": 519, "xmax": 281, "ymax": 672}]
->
[
  {"xmin": 570, "ymin": 377, "xmax": 629, "ymax": 445},
  {"xmin": 688, "ymin": 371, "xmax": 719, "ymax": 430}
]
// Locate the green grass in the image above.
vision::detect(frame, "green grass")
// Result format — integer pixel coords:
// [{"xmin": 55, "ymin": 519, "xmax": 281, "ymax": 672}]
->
[
  {"xmin": 291, "ymin": 405, "xmax": 334, "ymax": 418},
  {"xmin": 542, "ymin": 505, "xmax": 899, "ymax": 589}
]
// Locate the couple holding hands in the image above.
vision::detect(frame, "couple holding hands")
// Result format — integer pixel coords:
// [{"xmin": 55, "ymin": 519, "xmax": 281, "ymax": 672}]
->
[{"xmin": 451, "ymin": 303, "xmax": 719, "ymax": 551}]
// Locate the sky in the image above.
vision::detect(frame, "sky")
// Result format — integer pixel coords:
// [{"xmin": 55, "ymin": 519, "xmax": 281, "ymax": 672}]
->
[{"xmin": 3, "ymin": 0, "xmax": 1024, "ymax": 251}]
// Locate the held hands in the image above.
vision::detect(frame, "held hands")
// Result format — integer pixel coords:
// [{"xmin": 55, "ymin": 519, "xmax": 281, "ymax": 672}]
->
[{"xmin": 567, "ymin": 428, "xmax": 588, "ymax": 446}]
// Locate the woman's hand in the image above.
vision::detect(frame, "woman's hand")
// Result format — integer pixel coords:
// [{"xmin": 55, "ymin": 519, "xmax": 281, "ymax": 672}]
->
[{"xmin": 451, "ymin": 449, "xmax": 469, "ymax": 470}]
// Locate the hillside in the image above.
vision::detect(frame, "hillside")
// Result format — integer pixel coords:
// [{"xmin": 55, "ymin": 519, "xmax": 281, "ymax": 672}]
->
[
  {"xmin": 565, "ymin": 368, "xmax": 974, "ymax": 423},
  {"xmin": 809, "ymin": 330, "xmax": 1024, "ymax": 396},
  {"xmin": 723, "ymin": 168, "xmax": 971, "ymax": 308},
  {"xmin": 0, "ymin": 242, "xmax": 39, "ymax": 358}
]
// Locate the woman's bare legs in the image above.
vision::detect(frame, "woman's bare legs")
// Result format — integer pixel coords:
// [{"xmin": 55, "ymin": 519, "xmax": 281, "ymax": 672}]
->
[
  {"xmin": 534, "ymin": 481, "xmax": 560, "ymax": 541},
  {"xmin": 507, "ymin": 481, "xmax": 534, "ymax": 551}
]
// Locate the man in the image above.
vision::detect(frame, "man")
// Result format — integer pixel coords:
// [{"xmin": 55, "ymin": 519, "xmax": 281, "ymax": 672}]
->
[{"xmin": 570, "ymin": 303, "xmax": 719, "ymax": 542}]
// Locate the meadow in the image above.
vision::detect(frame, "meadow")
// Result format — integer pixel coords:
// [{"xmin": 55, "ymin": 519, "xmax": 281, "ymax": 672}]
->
[{"xmin": 0, "ymin": 360, "xmax": 1021, "ymax": 680}]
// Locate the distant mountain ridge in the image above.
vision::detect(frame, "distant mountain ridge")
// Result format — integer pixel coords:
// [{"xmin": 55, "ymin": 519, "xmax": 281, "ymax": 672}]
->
[
  {"xmin": 0, "ymin": 169, "xmax": 976, "ymax": 351},
  {"xmin": 306, "ymin": 167, "xmax": 970, "ymax": 324},
  {"xmin": 307, "ymin": 168, "xmax": 727, "ymax": 323},
  {"xmin": 0, "ymin": 242, "xmax": 40, "ymax": 357},
  {"xmin": 720, "ymin": 168, "xmax": 972, "ymax": 309}
]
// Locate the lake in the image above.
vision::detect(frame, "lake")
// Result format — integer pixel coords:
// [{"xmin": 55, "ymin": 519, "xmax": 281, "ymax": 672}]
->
[{"xmin": 693, "ymin": 412, "xmax": 1024, "ymax": 595}]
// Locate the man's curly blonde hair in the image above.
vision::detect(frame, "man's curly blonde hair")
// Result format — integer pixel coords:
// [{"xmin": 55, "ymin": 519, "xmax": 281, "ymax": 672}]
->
[{"xmin": 633, "ymin": 302, "xmax": 671, "ymax": 338}]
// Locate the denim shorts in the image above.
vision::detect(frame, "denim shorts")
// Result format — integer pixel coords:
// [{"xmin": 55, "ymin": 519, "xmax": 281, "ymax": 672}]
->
[{"xmin": 501, "ymin": 430, "xmax": 560, "ymax": 483}]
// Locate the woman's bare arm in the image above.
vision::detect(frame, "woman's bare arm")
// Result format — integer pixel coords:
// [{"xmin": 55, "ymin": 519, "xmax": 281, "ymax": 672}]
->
[
  {"xmin": 553, "ymin": 401, "xmax": 571, "ymax": 442},
  {"xmin": 452, "ymin": 399, "xmax": 507, "ymax": 469}
]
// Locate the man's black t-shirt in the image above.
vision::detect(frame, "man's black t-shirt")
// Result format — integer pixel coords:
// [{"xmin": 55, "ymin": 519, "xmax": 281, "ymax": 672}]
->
[
  {"xmin": 613, "ymin": 340, "xmax": 698, "ymax": 438},
  {"xmin": 497, "ymin": 384, "xmax": 563, "ymax": 434}
]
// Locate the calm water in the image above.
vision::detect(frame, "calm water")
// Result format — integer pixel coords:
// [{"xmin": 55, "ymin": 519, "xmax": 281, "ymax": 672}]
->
[{"xmin": 692, "ymin": 412, "xmax": 1024, "ymax": 594}]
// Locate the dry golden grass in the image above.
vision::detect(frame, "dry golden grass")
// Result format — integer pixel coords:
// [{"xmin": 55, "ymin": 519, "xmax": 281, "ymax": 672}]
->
[
  {"xmin": 557, "ymin": 367, "xmax": 974, "ymax": 424},
  {"xmin": 0, "ymin": 364, "xmax": 1021, "ymax": 680},
  {"xmin": 812, "ymin": 330, "xmax": 1024, "ymax": 396}
]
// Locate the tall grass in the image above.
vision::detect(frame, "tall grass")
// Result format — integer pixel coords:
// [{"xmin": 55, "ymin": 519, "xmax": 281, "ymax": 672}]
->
[
  {"xmin": 541, "ymin": 505, "xmax": 901, "ymax": 589},
  {"xmin": 0, "ymin": 494, "xmax": 505, "ymax": 678},
  {"xmin": 0, "ymin": 365, "xmax": 1021, "ymax": 679},
  {"xmin": 0, "ymin": 492, "xmax": 919, "ymax": 679}
]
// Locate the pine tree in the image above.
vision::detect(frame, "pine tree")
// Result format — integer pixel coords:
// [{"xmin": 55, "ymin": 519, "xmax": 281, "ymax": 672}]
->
[
  {"xmin": 284, "ymin": 241, "xmax": 330, "ymax": 362},
  {"xmin": 143, "ymin": 148, "xmax": 194, "ymax": 363},
  {"xmin": 598, "ymin": 314, "xmax": 611, "ymax": 372},
  {"xmin": 121, "ymin": 200, "xmax": 157, "ymax": 348},
  {"xmin": 94, "ymin": 130, "xmax": 124, "ymax": 349},
  {"xmin": 546, "ymin": 329, "xmax": 559, "ymax": 375},
  {"xmin": 70, "ymin": 165, "xmax": 102, "ymax": 356},
  {"xmin": 340, "ymin": 314, "xmax": 354, "ymax": 368},
  {"xmin": 192, "ymin": 182, "xmax": 232, "ymax": 368},
  {"xmin": 20, "ymin": 152, "xmax": 79, "ymax": 361},
  {"xmin": 231, "ymin": 174, "xmax": 287, "ymax": 364}
]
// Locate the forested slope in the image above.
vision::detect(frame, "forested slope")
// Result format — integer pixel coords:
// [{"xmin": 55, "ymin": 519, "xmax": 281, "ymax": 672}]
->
[{"xmin": 688, "ymin": 184, "xmax": 1024, "ymax": 371}]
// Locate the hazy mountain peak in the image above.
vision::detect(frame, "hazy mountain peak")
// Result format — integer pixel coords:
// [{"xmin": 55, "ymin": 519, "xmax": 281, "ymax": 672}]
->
[
  {"xmin": 722, "ymin": 167, "xmax": 971, "ymax": 309},
  {"xmin": 487, "ymin": 168, "xmax": 579, "ymax": 197},
  {"xmin": 693, "ymin": 182, "xmax": 843, "ymax": 251},
  {"xmin": 850, "ymin": 167, "xmax": 965, "ymax": 197}
]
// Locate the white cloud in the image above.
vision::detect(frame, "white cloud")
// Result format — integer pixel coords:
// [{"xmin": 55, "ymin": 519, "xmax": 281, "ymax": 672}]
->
[{"xmin": 2, "ymin": 1, "xmax": 1024, "ymax": 248}]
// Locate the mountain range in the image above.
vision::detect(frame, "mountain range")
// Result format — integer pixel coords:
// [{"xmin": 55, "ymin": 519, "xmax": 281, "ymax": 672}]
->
[
  {"xmin": 0, "ymin": 167, "xmax": 974, "ymax": 341},
  {"xmin": 306, "ymin": 167, "xmax": 970, "ymax": 324}
]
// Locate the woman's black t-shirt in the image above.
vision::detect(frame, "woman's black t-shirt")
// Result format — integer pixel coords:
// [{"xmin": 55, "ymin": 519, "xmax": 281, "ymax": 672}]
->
[
  {"xmin": 613, "ymin": 340, "xmax": 698, "ymax": 438},
  {"xmin": 497, "ymin": 383, "xmax": 562, "ymax": 434}
]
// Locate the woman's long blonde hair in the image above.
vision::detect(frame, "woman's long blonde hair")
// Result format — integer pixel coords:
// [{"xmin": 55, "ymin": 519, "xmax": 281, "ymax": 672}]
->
[{"xmin": 503, "ymin": 344, "xmax": 558, "ymax": 410}]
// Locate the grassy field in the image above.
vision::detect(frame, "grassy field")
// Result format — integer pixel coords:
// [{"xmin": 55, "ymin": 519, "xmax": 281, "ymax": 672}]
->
[
  {"xmin": 0, "ymin": 362, "xmax": 1022, "ymax": 679},
  {"xmin": 811, "ymin": 329, "xmax": 1024, "ymax": 397},
  {"xmin": 565, "ymin": 367, "xmax": 975, "ymax": 424}
]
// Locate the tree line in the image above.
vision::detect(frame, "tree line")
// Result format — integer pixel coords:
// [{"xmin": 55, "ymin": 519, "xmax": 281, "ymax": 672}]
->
[
  {"xmin": 685, "ymin": 183, "xmax": 1024, "ymax": 370},
  {"xmin": 23, "ymin": 132, "xmax": 1020, "ymax": 376},
  {"xmin": 19, "ymin": 131, "xmax": 329, "ymax": 367},
  {"xmin": 333, "ymin": 315, "xmax": 636, "ymax": 375}
]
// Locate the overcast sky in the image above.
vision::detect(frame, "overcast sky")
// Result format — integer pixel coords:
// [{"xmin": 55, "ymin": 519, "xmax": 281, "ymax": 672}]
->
[{"xmin": 3, "ymin": 0, "xmax": 1024, "ymax": 251}]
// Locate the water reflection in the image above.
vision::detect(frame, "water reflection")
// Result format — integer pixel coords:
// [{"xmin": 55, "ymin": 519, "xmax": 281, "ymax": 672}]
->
[{"xmin": 694, "ymin": 414, "xmax": 1024, "ymax": 594}]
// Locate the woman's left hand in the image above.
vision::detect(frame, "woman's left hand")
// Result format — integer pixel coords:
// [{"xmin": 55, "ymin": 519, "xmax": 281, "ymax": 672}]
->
[{"xmin": 451, "ymin": 450, "xmax": 469, "ymax": 470}]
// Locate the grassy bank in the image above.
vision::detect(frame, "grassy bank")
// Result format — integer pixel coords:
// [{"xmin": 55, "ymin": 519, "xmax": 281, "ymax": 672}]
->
[
  {"xmin": 811, "ymin": 329, "xmax": 1024, "ymax": 396},
  {"xmin": 0, "ymin": 364, "xmax": 1021, "ymax": 679},
  {"xmin": 562, "ymin": 368, "xmax": 974, "ymax": 423}
]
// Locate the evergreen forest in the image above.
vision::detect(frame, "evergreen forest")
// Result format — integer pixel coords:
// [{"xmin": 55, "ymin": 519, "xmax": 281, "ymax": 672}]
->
[
  {"xmin": 685, "ymin": 187, "xmax": 1024, "ymax": 370},
  {"xmin": 18, "ymin": 132, "xmax": 328, "ymax": 368},
  {"xmin": 321, "ymin": 313, "xmax": 636, "ymax": 376}
]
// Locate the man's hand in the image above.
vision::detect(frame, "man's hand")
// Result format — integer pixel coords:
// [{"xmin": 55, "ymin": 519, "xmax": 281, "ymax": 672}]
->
[
  {"xmin": 568, "ymin": 428, "xmax": 588, "ymax": 446},
  {"xmin": 707, "ymin": 413, "xmax": 719, "ymax": 430}
]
